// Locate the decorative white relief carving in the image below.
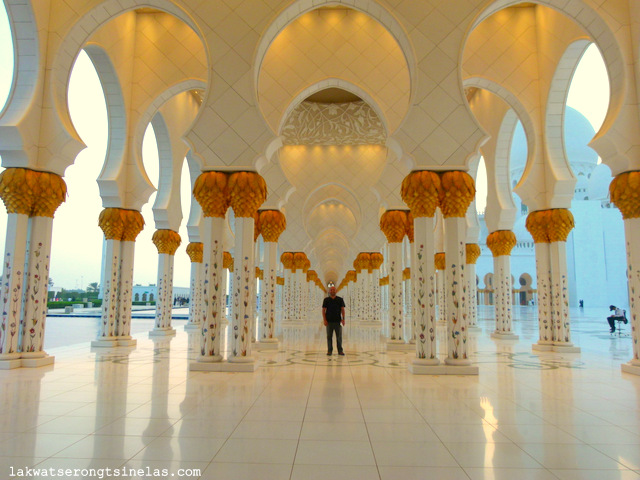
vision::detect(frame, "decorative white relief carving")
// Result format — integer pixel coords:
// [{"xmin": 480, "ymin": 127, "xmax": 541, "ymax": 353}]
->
[{"xmin": 282, "ymin": 101, "xmax": 386, "ymax": 145}]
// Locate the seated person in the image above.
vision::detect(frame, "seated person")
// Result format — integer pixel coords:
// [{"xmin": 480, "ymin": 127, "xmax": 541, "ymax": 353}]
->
[{"xmin": 607, "ymin": 305, "xmax": 627, "ymax": 333}]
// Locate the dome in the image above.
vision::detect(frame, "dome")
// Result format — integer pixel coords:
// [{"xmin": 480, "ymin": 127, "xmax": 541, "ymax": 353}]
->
[
  {"xmin": 509, "ymin": 107, "xmax": 598, "ymax": 177},
  {"xmin": 587, "ymin": 162, "xmax": 613, "ymax": 201},
  {"xmin": 510, "ymin": 121, "xmax": 527, "ymax": 175},
  {"xmin": 564, "ymin": 106, "xmax": 598, "ymax": 168},
  {"xmin": 513, "ymin": 215, "xmax": 533, "ymax": 244}
]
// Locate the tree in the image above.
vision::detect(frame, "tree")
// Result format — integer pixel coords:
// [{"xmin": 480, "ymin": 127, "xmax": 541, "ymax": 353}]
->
[
  {"xmin": 87, "ymin": 282, "xmax": 99, "ymax": 293},
  {"xmin": 48, "ymin": 278, "xmax": 54, "ymax": 288}
]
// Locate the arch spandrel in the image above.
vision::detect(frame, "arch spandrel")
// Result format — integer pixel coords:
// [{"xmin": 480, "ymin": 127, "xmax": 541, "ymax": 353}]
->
[
  {"xmin": 258, "ymin": 7, "xmax": 410, "ymax": 136},
  {"xmin": 467, "ymin": 0, "xmax": 638, "ymax": 175}
]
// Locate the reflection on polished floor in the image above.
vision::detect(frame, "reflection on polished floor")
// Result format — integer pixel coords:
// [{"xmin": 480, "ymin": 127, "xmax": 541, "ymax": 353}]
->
[{"xmin": 0, "ymin": 306, "xmax": 639, "ymax": 480}]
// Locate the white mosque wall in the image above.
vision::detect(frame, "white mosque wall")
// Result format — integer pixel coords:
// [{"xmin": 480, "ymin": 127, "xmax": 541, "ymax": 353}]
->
[{"xmin": 476, "ymin": 200, "xmax": 627, "ymax": 309}]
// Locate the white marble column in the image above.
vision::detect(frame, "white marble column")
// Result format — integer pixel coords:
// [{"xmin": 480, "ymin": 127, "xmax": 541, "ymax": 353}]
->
[
  {"xmin": 487, "ymin": 231, "xmax": 518, "ymax": 340},
  {"xmin": 443, "ymin": 217, "xmax": 472, "ymax": 366},
  {"xmin": 0, "ymin": 213, "xmax": 29, "ymax": 365},
  {"xmin": 410, "ymin": 215, "xmax": 439, "ymax": 371},
  {"xmin": 20, "ymin": 216, "xmax": 55, "ymax": 365},
  {"xmin": 260, "ymin": 241, "xmax": 279, "ymax": 344},
  {"xmin": 548, "ymin": 240, "xmax": 578, "ymax": 351},
  {"xmin": 231, "ymin": 216, "xmax": 256, "ymax": 366},
  {"xmin": 465, "ymin": 244, "xmax": 481, "ymax": 330},
  {"xmin": 532, "ymin": 242, "xmax": 553, "ymax": 349},
  {"xmin": 370, "ymin": 253, "xmax": 383, "ymax": 324},
  {"xmin": 185, "ymin": 243, "xmax": 203, "ymax": 331},
  {"xmin": 607, "ymin": 173, "xmax": 640, "ymax": 374},
  {"xmin": 435, "ymin": 255, "xmax": 446, "ymax": 325},
  {"xmin": 94, "ymin": 237, "xmax": 121, "ymax": 347},
  {"xmin": 527, "ymin": 209, "xmax": 579, "ymax": 353},
  {"xmin": 387, "ymin": 241, "xmax": 405, "ymax": 344},
  {"xmin": 188, "ymin": 171, "xmax": 238, "ymax": 372},
  {"xmin": 150, "ymin": 230, "xmax": 180, "ymax": 337},
  {"xmin": 116, "ymin": 239, "xmax": 138, "ymax": 345},
  {"xmin": 622, "ymin": 217, "xmax": 640, "ymax": 374},
  {"xmin": 440, "ymin": 171, "xmax": 477, "ymax": 374}
]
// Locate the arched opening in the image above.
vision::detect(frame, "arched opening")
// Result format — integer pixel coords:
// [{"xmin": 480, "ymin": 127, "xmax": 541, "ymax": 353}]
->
[
  {"xmin": 0, "ymin": 2, "xmax": 13, "ymax": 113},
  {"xmin": 49, "ymin": 50, "xmax": 108, "ymax": 291}
]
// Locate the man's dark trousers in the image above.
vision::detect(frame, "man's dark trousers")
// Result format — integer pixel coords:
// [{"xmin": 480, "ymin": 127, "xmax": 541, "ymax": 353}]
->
[{"xmin": 326, "ymin": 322, "xmax": 343, "ymax": 353}]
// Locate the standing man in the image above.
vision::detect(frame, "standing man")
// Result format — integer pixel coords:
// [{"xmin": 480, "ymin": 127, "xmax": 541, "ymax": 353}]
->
[{"xmin": 322, "ymin": 285, "xmax": 346, "ymax": 356}]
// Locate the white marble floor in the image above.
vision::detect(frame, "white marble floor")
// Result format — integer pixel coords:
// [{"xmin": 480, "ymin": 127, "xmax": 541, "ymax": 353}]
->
[{"xmin": 0, "ymin": 306, "xmax": 639, "ymax": 479}]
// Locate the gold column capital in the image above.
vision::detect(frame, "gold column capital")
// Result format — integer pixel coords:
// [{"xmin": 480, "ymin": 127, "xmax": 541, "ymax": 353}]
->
[
  {"xmin": 186, "ymin": 242, "xmax": 204, "ymax": 263},
  {"xmin": 98, "ymin": 208, "xmax": 125, "ymax": 240},
  {"xmin": 0, "ymin": 168, "xmax": 67, "ymax": 217},
  {"xmin": 31, "ymin": 171, "xmax": 67, "ymax": 217},
  {"xmin": 255, "ymin": 267, "xmax": 263, "ymax": 279},
  {"xmin": 401, "ymin": 170, "xmax": 441, "ymax": 217},
  {"xmin": 402, "ymin": 267, "xmax": 411, "ymax": 280},
  {"xmin": 546, "ymin": 208, "xmax": 574, "ymax": 242},
  {"xmin": 610, "ymin": 171, "xmax": 640, "ymax": 219},
  {"xmin": 228, "ymin": 171, "xmax": 267, "ymax": 218},
  {"xmin": 281, "ymin": 251, "xmax": 294, "ymax": 270},
  {"xmin": 152, "ymin": 229, "xmax": 181, "ymax": 255},
  {"xmin": 526, "ymin": 209, "xmax": 574, "ymax": 243},
  {"xmin": 465, "ymin": 243, "xmax": 481, "ymax": 264},
  {"xmin": 486, "ymin": 230, "xmax": 517, "ymax": 257},
  {"xmin": 439, "ymin": 171, "xmax": 475, "ymax": 218},
  {"xmin": 223, "ymin": 251, "xmax": 234, "ymax": 271},
  {"xmin": 525, "ymin": 210, "xmax": 549, "ymax": 243},
  {"xmin": 406, "ymin": 212, "xmax": 414, "ymax": 243},
  {"xmin": 434, "ymin": 252, "xmax": 446, "ymax": 271},
  {"xmin": 370, "ymin": 252, "xmax": 384, "ymax": 270},
  {"xmin": 307, "ymin": 270, "xmax": 318, "ymax": 282},
  {"xmin": 276, "ymin": 276, "xmax": 284, "ymax": 285},
  {"xmin": 293, "ymin": 252, "xmax": 307, "ymax": 272},
  {"xmin": 193, "ymin": 171, "xmax": 229, "ymax": 218},
  {"xmin": 380, "ymin": 210, "xmax": 409, "ymax": 243},
  {"xmin": 258, "ymin": 209, "xmax": 287, "ymax": 242},
  {"xmin": 303, "ymin": 257, "xmax": 311, "ymax": 273},
  {"xmin": 121, "ymin": 209, "xmax": 145, "ymax": 241}
]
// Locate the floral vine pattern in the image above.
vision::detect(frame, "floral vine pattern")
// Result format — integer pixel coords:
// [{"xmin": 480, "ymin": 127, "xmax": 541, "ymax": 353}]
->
[
  {"xmin": 535, "ymin": 245, "xmax": 551, "ymax": 343},
  {"xmin": 448, "ymin": 241, "xmax": 467, "ymax": 360},
  {"xmin": 22, "ymin": 241, "xmax": 49, "ymax": 352},
  {"xmin": 0, "ymin": 251, "xmax": 23, "ymax": 355},
  {"xmin": 494, "ymin": 256, "xmax": 513, "ymax": 334},
  {"xmin": 626, "ymin": 236, "xmax": 639, "ymax": 360},
  {"xmin": 100, "ymin": 246, "xmax": 119, "ymax": 339},
  {"xmin": 201, "ymin": 238, "xmax": 222, "ymax": 357},
  {"xmin": 233, "ymin": 255, "xmax": 251, "ymax": 357},
  {"xmin": 282, "ymin": 101, "xmax": 386, "ymax": 145}
]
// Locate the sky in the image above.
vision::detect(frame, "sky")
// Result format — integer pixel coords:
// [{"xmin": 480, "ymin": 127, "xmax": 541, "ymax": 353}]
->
[{"xmin": 0, "ymin": 6, "xmax": 611, "ymax": 289}]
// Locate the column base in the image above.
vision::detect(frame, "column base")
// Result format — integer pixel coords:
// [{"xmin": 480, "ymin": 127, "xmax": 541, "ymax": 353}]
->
[
  {"xmin": 192, "ymin": 354, "xmax": 223, "ymax": 365},
  {"xmin": 491, "ymin": 331, "xmax": 519, "ymax": 340},
  {"xmin": 532, "ymin": 342, "xmax": 580, "ymax": 353},
  {"xmin": 621, "ymin": 360, "xmax": 640, "ymax": 376},
  {"xmin": 552, "ymin": 343, "xmax": 580, "ymax": 353},
  {"xmin": 184, "ymin": 323, "xmax": 201, "ymax": 331},
  {"xmin": 0, "ymin": 355, "xmax": 22, "ymax": 370},
  {"xmin": 257, "ymin": 339, "xmax": 279, "ymax": 350},
  {"xmin": 20, "ymin": 354, "xmax": 55, "ymax": 368},
  {"xmin": 386, "ymin": 341, "xmax": 414, "ymax": 351},
  {"xmin": 149, "ymin": 327, "xmax": 177, "ymax": 337},
  {"xmin": 91, "ymin": 337, "xmax": 119, "ymax": 348},
  {"xmin": 532, "ymin": 341, "xmax": 554, "ymax": 352},
  {"xmin": 117, "ymin": 338, "xmax": 137, "ymax": 347},
  {"xmin": 191, "ymin": 356, "xmax": 257, "ymax": 372}
]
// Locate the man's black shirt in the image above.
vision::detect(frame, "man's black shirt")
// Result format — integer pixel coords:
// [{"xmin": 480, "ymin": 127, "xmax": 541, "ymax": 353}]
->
[{"xmin": 322, "ymin": 295, "xmax": 345, "ymax": 323}]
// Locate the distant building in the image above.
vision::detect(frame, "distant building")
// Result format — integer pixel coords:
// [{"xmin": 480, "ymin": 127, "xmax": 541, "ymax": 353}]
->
[{"xmin": 475, "ymin": 107, "xmax": 627, "ymax": 308}]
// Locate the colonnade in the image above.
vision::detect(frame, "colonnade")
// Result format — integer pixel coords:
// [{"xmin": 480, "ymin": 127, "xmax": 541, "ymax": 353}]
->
[{"xmin": 1, "ymin": 166, "xmax": 640, "ymax": 377}]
